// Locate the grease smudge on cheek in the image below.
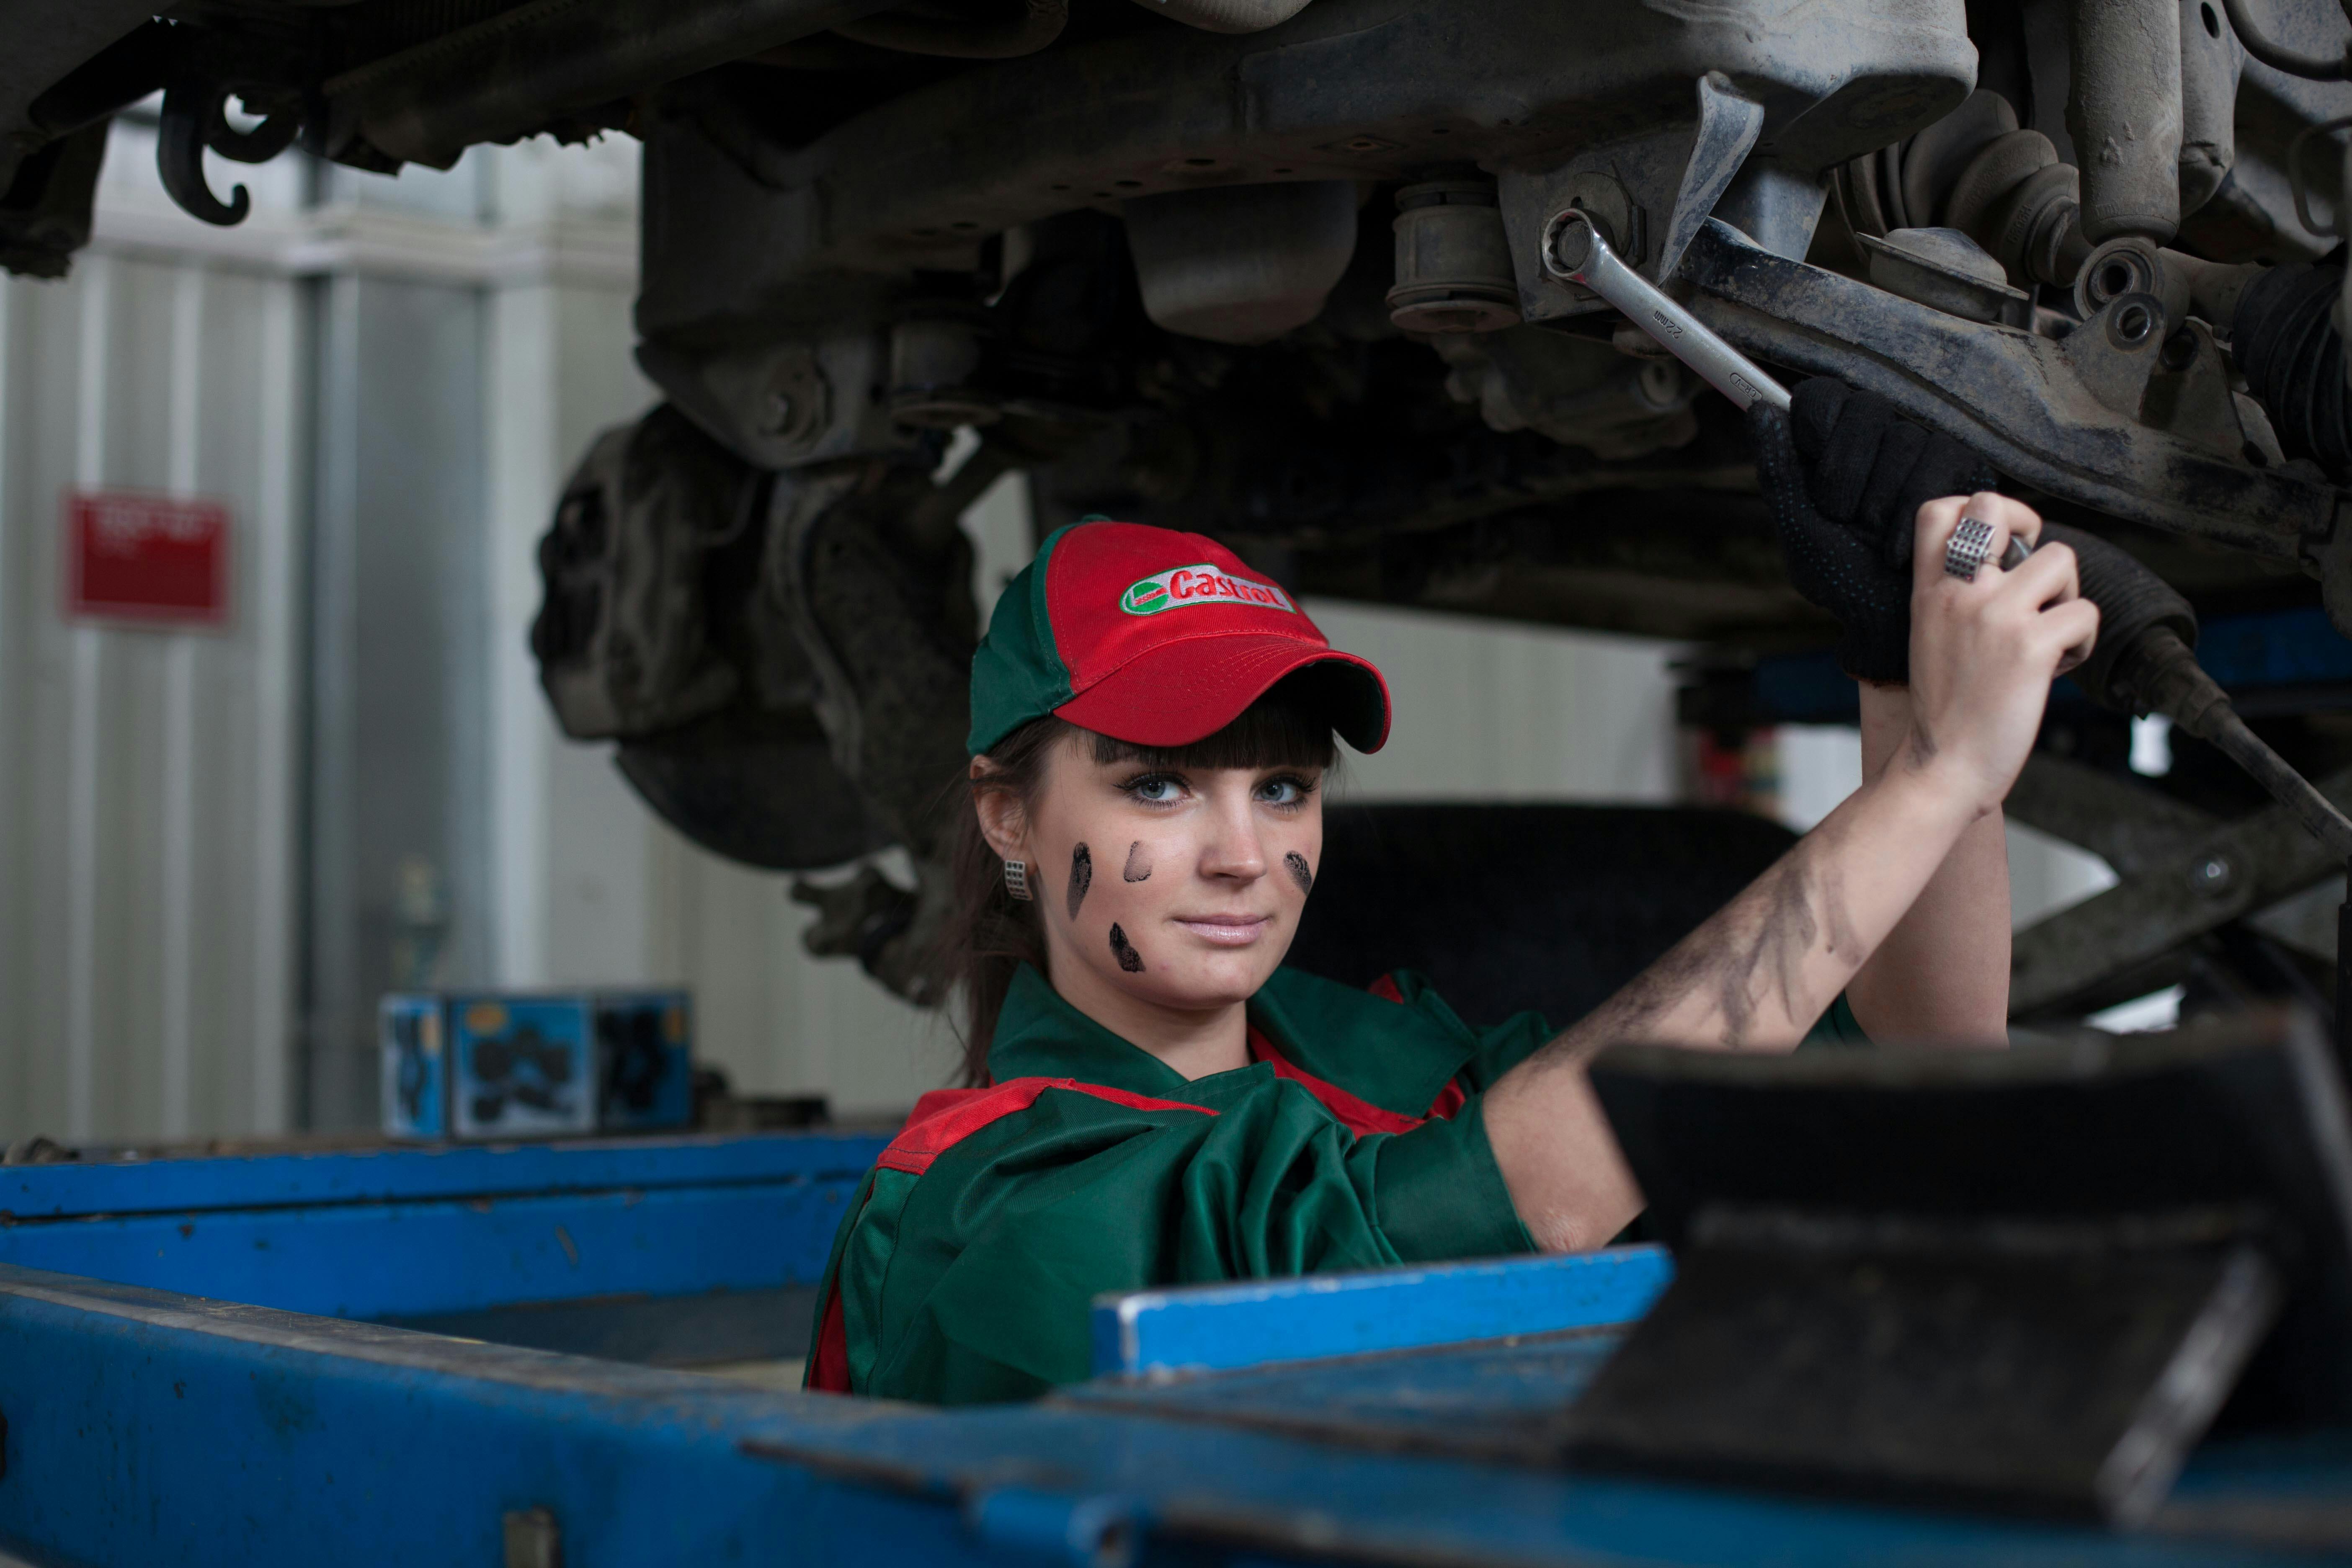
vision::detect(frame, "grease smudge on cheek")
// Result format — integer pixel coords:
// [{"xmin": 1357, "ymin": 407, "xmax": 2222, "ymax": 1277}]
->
[
  {"xmin": 1109, "ymin": 923, "xmax": 1146, "ymax": 973},
  {"xmin": 1284, "ymin": 852, "xmax": 1314, "ymax": 894},
  {"xmin": 1067, "ymin": 843, "xmax": 1092, "ymax": 921},
  {"xmin": 1123, "ymin": 841, "xmax": 1152, "ymax": 882}
]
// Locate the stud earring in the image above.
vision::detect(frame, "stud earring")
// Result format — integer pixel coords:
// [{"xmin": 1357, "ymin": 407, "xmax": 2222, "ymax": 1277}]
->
[{"xmin": 1002, "ymin": 859, "xmax": 1033, "ymax": 901}]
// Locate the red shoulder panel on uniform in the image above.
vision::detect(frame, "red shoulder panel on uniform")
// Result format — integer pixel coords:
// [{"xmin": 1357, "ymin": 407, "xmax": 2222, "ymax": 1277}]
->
[
  {"xmin": 877, "ymin": 1077, "xmax": 1215, "ymax": 1176},
  {"xmin": 1367, "ymin": 973, "xmax": 1406, "ymax": 1004}
]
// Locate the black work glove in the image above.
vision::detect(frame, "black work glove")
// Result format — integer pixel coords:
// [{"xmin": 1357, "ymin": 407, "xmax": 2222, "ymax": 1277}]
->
[{"xmin": 1748, "ymin": 380, "xmax": 1999, "ymax": 684}]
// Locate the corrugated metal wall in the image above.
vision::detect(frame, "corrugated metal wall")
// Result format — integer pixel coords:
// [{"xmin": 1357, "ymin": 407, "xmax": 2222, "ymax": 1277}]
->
[
  {"xmin": 0, "ymin": 119, "xmax": 654, "ymax": 1144},
  {"xmin": 0, "ymin": 120, "xmax": 1011, "ymax": 1140},
  {"xmin": 0, "ymin": 246, "xmax": 302, "ymax": 1144}
]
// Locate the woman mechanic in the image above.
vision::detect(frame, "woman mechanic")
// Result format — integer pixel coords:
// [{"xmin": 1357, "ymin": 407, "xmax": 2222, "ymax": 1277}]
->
[{"xmin": 806, "ymin": 386, "xmax": 2095, "ymax": 1404}]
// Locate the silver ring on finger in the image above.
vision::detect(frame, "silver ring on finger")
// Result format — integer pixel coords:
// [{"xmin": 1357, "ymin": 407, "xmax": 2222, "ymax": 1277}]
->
[{"xmin": 1943, "ymin": 516, "xmax": 1997, "ymax": 583}]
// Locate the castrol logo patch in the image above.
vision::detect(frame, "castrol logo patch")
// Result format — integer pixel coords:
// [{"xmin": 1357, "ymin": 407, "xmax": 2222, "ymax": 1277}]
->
[{"xmin": 1119, "ymin": 564, "xmax": 1296, "ymax": 616}]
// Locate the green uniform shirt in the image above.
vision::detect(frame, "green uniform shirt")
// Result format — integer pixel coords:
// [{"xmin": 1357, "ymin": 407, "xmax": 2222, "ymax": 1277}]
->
[{"xmin": 806, "ymin": 965, "xmax": 1865, "ymax": 1405}]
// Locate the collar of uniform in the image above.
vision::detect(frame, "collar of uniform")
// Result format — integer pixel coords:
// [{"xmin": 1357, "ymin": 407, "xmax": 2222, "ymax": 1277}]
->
[
  {"xmin": 989, "ymin": 963, "xmax": 1478, "ymax": 1117},
  {"xmin": 988, "ymin": 963, "xmax": 1215, "ymax": 1100},
  {"xmin": 1247, "ymin": 966, "xmax": 1478, "ymax": 1118}
]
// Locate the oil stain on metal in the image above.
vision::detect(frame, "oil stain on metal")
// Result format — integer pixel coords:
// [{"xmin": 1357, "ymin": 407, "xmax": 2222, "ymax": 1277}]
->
[
  {"xmin": 1110, "ymin": 923, "xmax": 1145, "ymax": 972},
  {"xmin": 1068, "ymin": 843, "xmax": 1092, "ymax": 921}
]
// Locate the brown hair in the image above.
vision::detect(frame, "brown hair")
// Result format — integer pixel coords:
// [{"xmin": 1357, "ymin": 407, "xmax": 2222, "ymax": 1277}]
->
[{"xmin": 940, "ymin": 680, "xmax": 1341, "ymax": 1084}]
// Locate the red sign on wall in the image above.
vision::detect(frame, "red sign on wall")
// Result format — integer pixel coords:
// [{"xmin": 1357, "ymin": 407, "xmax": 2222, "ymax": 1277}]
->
[{"xmin": 64, "ymin": 490, "xmax": 232, "ymax": 628}]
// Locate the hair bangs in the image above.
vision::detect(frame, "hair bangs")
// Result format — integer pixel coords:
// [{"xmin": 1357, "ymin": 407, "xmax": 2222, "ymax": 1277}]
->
[{"xmin": 1087, "ymin": 683, "xmax": 1338, "ymax": 773}]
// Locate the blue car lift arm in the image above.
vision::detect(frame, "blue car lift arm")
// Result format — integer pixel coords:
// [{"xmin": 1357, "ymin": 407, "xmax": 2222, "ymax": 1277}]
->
[
  {"xmin": 6, "ymin": 1253, "xmax": 2349, "ymax": 1567},
  {"xmin": 0, "ymin": 1262, "xmax": 971, "ymax": 1567},
  {"xmin": 0, "ymin": 1133, "xmax": 885, "ymax": 1361},
  {"xmin": 6, "ymin": 1133, "xmax": 2352, "ymax": 1567}
]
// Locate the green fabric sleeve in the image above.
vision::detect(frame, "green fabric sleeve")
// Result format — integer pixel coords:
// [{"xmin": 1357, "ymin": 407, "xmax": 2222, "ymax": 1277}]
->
[
  {"xmin": 1459, "ymin": 1008, "xmax": 1554, "ymax": 1090},
  {"xmin": 1369, "ymin": 1095, "xmax": 1536, "ymax": 1262},
  {"xmin": 1364, "ymin": 967, "xmax": 1553, "ymax": 1095},
  {"xmin": 856, "ymin": 1078, "xmax": 1532, "ymax": 1403}
]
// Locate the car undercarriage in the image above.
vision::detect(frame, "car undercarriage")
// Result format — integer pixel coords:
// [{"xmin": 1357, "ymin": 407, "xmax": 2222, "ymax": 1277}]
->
[{"xmin": 14, "ymin": 0, "xmax": 2352, "ymax": 1028}]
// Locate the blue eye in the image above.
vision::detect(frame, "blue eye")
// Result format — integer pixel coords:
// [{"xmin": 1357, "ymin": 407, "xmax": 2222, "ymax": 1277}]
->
[
  {"xmin": 1257, "ymin": 774, "xmax": 1313, "ymax": 806},
  {"xmin": 1126, "ymin": 774, "xmax": 1180, "ymax": 803}
]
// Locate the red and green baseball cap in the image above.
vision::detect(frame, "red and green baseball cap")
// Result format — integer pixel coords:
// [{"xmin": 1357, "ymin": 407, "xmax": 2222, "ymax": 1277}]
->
[{"xmin": 969, "ymin": 520, "xmax": 1391, "ymax": 756}]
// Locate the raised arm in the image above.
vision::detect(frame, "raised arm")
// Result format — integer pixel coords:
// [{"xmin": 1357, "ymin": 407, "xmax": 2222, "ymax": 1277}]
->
[
  {"xmin": 1480, "ymin": 493, "xmax": 2094, "ymax": 1252},
  {"xmin": 1843, "ymin": 681, "xmax": 2013, "ymax": 1042}
]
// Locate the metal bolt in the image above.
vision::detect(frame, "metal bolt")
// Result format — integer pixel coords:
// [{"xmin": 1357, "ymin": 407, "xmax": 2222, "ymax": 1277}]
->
[
  {"xmin": 1546, "ymin": 206, "xmax": 1616, "ymax": 278},
  {"xmin": 2187, "ymin": 855, "xmax": 2235, "ymax": 895},
  {"xmin": 1548, "ymin": 213, "xmax": 1594, "ymax": 273}
]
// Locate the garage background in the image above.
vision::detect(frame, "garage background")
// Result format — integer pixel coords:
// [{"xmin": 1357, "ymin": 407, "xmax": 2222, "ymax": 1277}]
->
[{"xmin": 0, "ymin": 130, "xmax": 2117, "ymax": 1147}]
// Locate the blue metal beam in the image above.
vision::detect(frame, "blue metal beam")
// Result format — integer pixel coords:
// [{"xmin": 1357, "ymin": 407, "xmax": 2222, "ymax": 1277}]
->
[
  {"xmin": 0, "ymin": 1133, "xmax": 885, "ymax": 1330},
  {"xmin": 0, "ymin": 1131, "xmax": 886, "ymax": 1220},
  {"xmin": 0, "ymin": 1180, "xmax": 848, "ymax": 1319},
  {"xmin": 1059, "ymin": 1323, "xmax": 1631, "ymax": 1461},
  {"xmin": 0, "ymin": 1265, "xmax": 962, "ymax": 1568},
  {"xmin": 3, "ymin": 1263, "xmax": 2331, "ymax": 1568},
  {"xmin": 5, "ymin": 1137, "xmax": 2350, "ymax": 1567},
  {"xmin": 1090, "ymin": 1245, "xmax": 1674, "ymax": 1377}
]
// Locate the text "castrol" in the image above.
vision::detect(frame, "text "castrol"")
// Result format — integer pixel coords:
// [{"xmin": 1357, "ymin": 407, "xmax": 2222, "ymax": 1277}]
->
[{"xmin": 1119, "ymin": 564, "xmax": 1297, "ymax": 617}]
